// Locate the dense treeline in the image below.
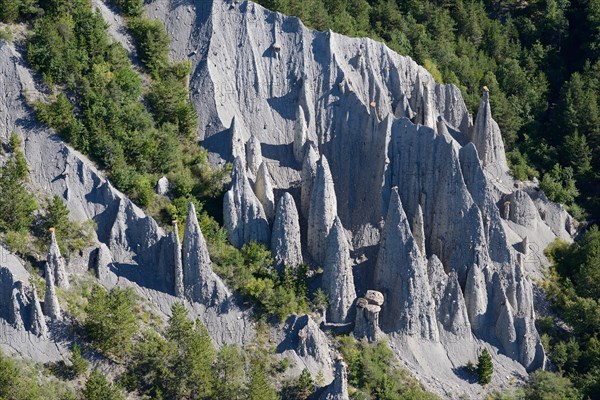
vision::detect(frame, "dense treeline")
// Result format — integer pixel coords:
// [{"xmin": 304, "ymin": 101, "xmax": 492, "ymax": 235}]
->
[
  {"xmin": 257, "ymin": 0, "xmax": 600, "ymax": 221},
  {"xmin": 540, "ymin": 228, "xmax": 600, "ymax": 399}
]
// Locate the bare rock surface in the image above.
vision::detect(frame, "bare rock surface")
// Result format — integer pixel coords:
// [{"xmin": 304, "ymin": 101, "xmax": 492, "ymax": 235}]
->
[
  {"xmin": 322, "ymin": 217, "xmax": 356, "ymax": 324},
  {"xmin": 224, "ymin": 158, "xmax": 271, "ymax": 247},
  {"xmin": 271, "ymin": 193, "xmax": 303, "ymax": 270},
  {"xmin": 182, "ymin": 203, "xmax": 230, "ymax": 306}
]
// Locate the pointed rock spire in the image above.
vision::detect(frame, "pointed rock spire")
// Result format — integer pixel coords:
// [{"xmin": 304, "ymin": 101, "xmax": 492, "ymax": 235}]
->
[
  {"xmin": 308, "ymin": 155, "xmax": 337, "ymax": 264},
  {"xmin": 245, "ymin": 134, "xmax": 262, "ymax": 178},
  {"xmin": 172, "ymin": 220, "xmax": 184, "ymax": 298},
  {"xmin": 271, "ymin": 193, "xmax": 302, "ymax": 271},
  {"xmin": 496, "ymin": 298, "xmax": 518, "ymax": 359},
  {"xmin": 9, "ymin": 287, "xmax": 24, "ymax": 330},
  {"xmin": 412, "ymin": 74, "xmax": 435, "ymax": 128},
  {"xmin": 374, "ymin": 188, "xmax": 438, "ymax": 340},
  {"xmin": 320, "ymin": 357, "xmax": 350, "ymax": 400},
  {"xmin": 471, "ymin": 87, "xmax": 508, "ymax": 171},
  {"xmin": 322, "ymin": 217, "xmax": 356, "ymax": 324},
  {"xmin": 29, "ymin": 285, "xmax": 48, "ymax": 337},
  {"xmin": 428, "ymin": 255, "xmax": 472, "ymax": 337},
  {"xmin": 223, "ymin": 157, "xmax": 270, "ymax": 248},
  {"xmin": 229, "ymin": 117, "xmax": 247, "ymax": 166},
  {"xmin": 301, "ymin": 145, "xmax": 319, "ymax": 219},
  {"xmin": 293, "ymin": 106, "xmax": 308, "ymax": 163},
  {"xmin": 254, "ymin": 162, "xmax": 275, "ymax": 222},
  {"xmin": 183, "ymin": 203, "xmax": 230, "ymax": 305},
  {"xmin": 43, "ymin": 259, "xmax": 61, "ymax": 321},
  {"xmin": 48, "ymin": 228, "xmax": 69, "ymax": 289},
  {"xmin": 464, "ymin": 262, "xmax": 488, "ymax": 333},
  {"xmin": 412, "ymin": 204, "xmax": 426, "ymax": 259}
]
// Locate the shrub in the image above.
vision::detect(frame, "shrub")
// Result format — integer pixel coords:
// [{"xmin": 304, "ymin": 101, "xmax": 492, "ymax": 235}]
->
[
  {"xmin": 82, "ymin": 370, "xmax": 125, "ymax": 400},
  {"xmin": 83, "ymin": 287, "xmax": 139, "ymax": 358},
  {"xmin": 525, "ymin": 370, "xmax": 582, "ymax": 400}
]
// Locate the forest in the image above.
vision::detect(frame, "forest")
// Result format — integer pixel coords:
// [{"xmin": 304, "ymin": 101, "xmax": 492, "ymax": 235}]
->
[{"xmin": 0, "ymin": 0, "xmax": 599, "ymax": 399}]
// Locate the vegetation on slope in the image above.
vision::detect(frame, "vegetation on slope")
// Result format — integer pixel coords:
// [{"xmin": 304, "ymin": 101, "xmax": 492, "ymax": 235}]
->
[{"xmin": 538, "ymin": 227, "xmax": 600, "ymax": 399}]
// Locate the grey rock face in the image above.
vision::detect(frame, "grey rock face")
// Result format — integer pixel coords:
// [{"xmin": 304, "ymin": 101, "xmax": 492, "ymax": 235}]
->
[
  {"xmin": 374, "ymin": 188, "xmax": 438, "ymax": 340},
  {"xmin": 427, "ymin": 255, "xmax": 471, "ymax": 337},
  {"xmin": 464, "ymin": 262, "xmax": 487, "ymax": 333},
  {"xmin": 271, "ymin": 193, "xmax": 303, "ymax": 270},
  {"xmin": 301, "ymin": 145, "xmax": 319, "ymax": 219},
  {"xmin": 223, "ymin": 158, "xmax": 270, "ymax": 248},
  {"xmin": 183, "ymin": 203, "xmax": 230, "ymax": 306},
  {"xmin": 412, "ymin": 204, "xmax": 426, "ymax": 259},
  {"xmin": 322, "ymin": 217, "xmax": 356, "ymax": 324},
  {"xmin": 308, "ymin": 156, "xmax": 337, "ymax": 265},
  {"xmin": 43, "ymin": 261, "xmax": 61, "ymax": 321},
  {"xmin": 9, "ymin": 287, "xmax": 25, "ymax": 330},
  {"xmin": 94, "ymin": 244, "xmax": 118, "ymax": 289},
  {"xmin": 47, "ymin": 230, "xmax": 69, "ymax": 289},
  {"xmin": 354, "ymin": 291, "xmax": 383, "ymax": 342},
  {"xmin": 297, "ymin": 315, "xmax": 332, "ymax": 367},
  {"xmin": 254, "ymin": 161, "xmax": 275, "ymax": 222},
  {"xmin": 156, "ymin": 176, "xmax": 170, "ymax": 196},
  {"xmin": 293, "ymin": 106, "xmax": 308, "ymax": 163},
  {"xmin": 245, "ymin": 134, "xmax": 262, "ymax": 178},
  {"xmin": 470, "ymin": 88, "xmax": 508, "ymax": 172},
  {"xmin": 229, "ymin": 117, "xmax": 247, "ymax": 166},
  {"xmin": 503, "ymin": 190, "xmax": 540, "ymax": 227},
  {"xmin": 320, "ymin": 357, "xmax": 350, "ymax": 400},
  {"xmin": 172, "ymin": 221, "xmax": 184, "ymax": 298},
  {"xmin": 29, "ymin": 286, "xmax": 48, "ymax": 337}
]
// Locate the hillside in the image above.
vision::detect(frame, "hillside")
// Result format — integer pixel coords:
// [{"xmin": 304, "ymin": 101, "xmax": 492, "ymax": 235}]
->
[{"xmin": 0, "ymin": 0, "xmax": 597, "ymax": 399}]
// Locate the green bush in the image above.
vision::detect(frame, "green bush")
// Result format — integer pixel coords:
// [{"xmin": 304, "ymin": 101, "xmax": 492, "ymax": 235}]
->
[
  {"xmin": 525, "ymin": 370, "xmax": 582, "ymax": 400},
  {"xmin": 84, "ymin": 287, "xmax": 139, "ymax": 358},
  {"xmin": 107, "ymin": 0, "xmax": 143, "ymax": 17},
  {"xmin": 82, "ymin": 370, "xmax": 125, "ymax": 400},
  {"xmin": 338, "ymin": 336, "xmax": 438, "ymax": 399},
  {"xmin": 0, "ymin": 136, "xmax": 38, "ymax": 232},
  {"xmin": 128, "ymin": 17, "xmax": 170, "ymax": 76},
  {"xmin": 69, "ymin": 342, "xmax": 88, "ymax": 377}
]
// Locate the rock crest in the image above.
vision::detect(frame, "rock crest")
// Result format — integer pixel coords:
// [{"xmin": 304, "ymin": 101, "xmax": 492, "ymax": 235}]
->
[
  {"xmin": 308, "ymin": 155, "xmax": 337, "ymax": 264},
  {"xmin": 471, "ymin": 88, "xmax": 508, "ymax": 172},
  {"xmin": 374, "ymin": 188, "xmax": 438, "ymax": 340},
  {"xmin": 271, "ymin": 193, "xmax": 303, "ymax": 270},
  {"xmin": 47, "ymin": 230, "xmax": 69, "ymax": 289},
  {"xmin": 183, "ymin": 203, "xmax": 230, "ymax": 306},
  {"xmin": 254, "ymin": 161, "xmax": 275, "ymax": 222},
  {"xmin": 223, "ymin": 157, "xmax": 270, "ymax": 248},
  {"xmin": 322, "ymin": 217, "xmax": 356, "ymax": 324}
]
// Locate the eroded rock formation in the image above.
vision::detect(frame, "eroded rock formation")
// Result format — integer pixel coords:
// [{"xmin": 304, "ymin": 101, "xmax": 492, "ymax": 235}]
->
[
  {"xmin": 47, "ymin": 229, "xmax": 69, "ymax": 289},
  {"xmin": 223, "ymin": 158, "xmax": 270, "ymax": 248},
  {"xmin": 308, "ymin": 156, "xmax": 337, "ymax": 265},
  {"xmin": 354, "ymin": 290, "xmax": 383, "ymax": 342},
  {"xmin": 183, "ymin": 203, "xmax": 230, "ymax": 306},
  {"xmin": 322, "ymin": 217, "xmax": 356, "ymax": 324},
  {"xmin": 271, "ymin": 193, "xmax": 303, "ymax": 270}
]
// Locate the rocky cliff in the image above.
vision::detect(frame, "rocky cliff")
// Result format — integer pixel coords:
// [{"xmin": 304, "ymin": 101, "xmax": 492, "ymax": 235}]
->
[
  {"xmin": 0, "ymin": 0, "xmax": 579, "ymax": 397},
  {"xmin": 146, "ymin": 0, "xmax": 575, "ymax": 395}
]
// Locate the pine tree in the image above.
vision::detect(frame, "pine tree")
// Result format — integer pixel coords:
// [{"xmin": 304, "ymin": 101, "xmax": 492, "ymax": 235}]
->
[
  {"xmin": 82, "ymin": 370, "xmax": 125, "ymax": 400},
  {"xmin": 214, "ymin": 345, "xmax": 246, "ymax": 400},
  {"xmin": 248, "ymin": 355, "xmax": 279, "ymax": 400},
  {"xmin": 70, "ymin": 342, "xmax": 88, "ymax": 377},
  {"xmin": 477, "ymin": 348, "xmax": 493, "ymax": 385}
]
